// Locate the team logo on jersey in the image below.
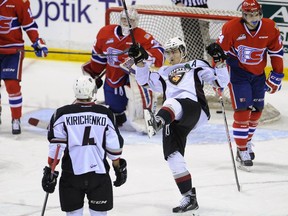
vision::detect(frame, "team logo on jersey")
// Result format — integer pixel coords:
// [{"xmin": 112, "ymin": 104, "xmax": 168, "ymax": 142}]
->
[
  {"xmin": 236, "ymin": 34, "xmax": 246, "ymax": 41},
  {"xmin": 0, "ymin": 16, "xmax": 13, "ymax": 33},
  {"xmin": 237, "ymin": 45, "xmax": 265, "ymax": 65},
  {"xmin": 106, "ymin": 38, "xmax": 114, "ymax": 44},
  {"xmin": 168, "ymin": 67, "xmax": 187, "ymax": 85}
]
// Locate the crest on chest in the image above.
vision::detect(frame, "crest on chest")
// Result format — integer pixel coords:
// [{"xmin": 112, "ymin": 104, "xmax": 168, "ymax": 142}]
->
[{"xmin": 168, "ymin": 66, "xmax": 189, "ymax": 85}]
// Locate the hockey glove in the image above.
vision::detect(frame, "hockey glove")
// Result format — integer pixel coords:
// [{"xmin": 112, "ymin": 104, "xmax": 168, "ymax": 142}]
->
[
  {"xmin": 82, "ymin": 62, "xmax": 104, "ymax": 89},
  {"xmin": 206, "ymin": 43, "xmax": 227, "ymax": 63},
  {"xmin": 264, "ymin": 71, "xmax": 284, "ymax": 94},
  {"xmin": 42, "ymin": 166, "xmax": 59, "ymax": 193},
  {"xmin": 113, "ymin": 158, "xmax": 127, "ymax": 187},
  {"xmin": 31, "ymin": 38, "xmax": 48, "ymax": 57},
  {"xmin": 128, "ymin": 44, "xmax": 149, "ymax": 64}
]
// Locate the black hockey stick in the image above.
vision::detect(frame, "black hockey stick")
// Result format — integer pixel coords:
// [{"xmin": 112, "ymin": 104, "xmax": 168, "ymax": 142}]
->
[
  {"xmin": 121, "ymin": 0, "xmax": 137, "ymax": 46},
  {"xmin": 41, "ymin": 144, "xmax": 61, "ymax": 216},
  {"xmin": 217, "ymin": 89, "xmax": 241, "ymax": 192}
]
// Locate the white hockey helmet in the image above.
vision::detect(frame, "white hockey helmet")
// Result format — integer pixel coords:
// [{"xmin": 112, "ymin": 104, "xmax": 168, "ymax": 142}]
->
[
  {"xmin": 73, "ymin": 75, "xmax": 96, "ymax": 100},
  {"xmin": 164, "ymin": 37, "xmax": 187, "ymax": 57},
  {"xmin": 120, "ymin": 8, "xmax": 139, "ymax": 36}
]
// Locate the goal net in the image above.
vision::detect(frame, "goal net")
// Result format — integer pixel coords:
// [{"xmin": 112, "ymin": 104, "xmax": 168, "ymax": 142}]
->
[{"xmin": 106, "ymin": 5, "xmax": 280, "ymax": 123}]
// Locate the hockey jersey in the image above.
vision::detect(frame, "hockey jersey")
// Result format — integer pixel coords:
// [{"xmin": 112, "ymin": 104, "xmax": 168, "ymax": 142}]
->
[
  {"xmin": 217, "ymin": 18, "xmax": 283, "ymax": 75},
  {"xmin": 90, "ymin": 24, "xmax": 164, "ymax": 88},
  {"xmin": 0, "ymin": 0, "xmax": 39, "ymax": 51},
  {"xmin": 135, "ymin": 60, "xmax": 230, "ymax": 119},
  {"xmin": 47, "ymin": 102, "xmax": 124, "ymax": 175}
]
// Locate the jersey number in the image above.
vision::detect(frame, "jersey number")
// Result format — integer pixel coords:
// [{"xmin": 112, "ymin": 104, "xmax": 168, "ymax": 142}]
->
[{"xmin": 82, "ymin": 126, "xmax": 96, "ymax": 146}]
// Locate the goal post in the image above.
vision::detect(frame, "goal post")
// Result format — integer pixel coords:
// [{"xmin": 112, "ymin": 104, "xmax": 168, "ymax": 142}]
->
[{"xmin": 106, "ymin": 5, "xmax": 280, "ymax": 123}]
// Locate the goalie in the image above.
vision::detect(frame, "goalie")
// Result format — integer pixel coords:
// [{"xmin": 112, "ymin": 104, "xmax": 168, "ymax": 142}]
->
[{"xmin": 82, "ymin": 8, "xmax": 164, "ymax": 129}]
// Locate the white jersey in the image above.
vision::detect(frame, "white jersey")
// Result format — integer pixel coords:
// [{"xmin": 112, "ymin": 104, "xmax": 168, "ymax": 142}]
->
[
  {"xmin": 135, "ymin": 59, "xmax": 229, "ymax": 118},
  {"xmin": 47, "ymin": 102, "xmax": 124, "ymax": 175}
]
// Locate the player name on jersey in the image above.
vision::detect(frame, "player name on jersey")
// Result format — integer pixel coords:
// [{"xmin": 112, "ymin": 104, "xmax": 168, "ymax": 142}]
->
[{"xmin": 66, "ymin": 115, "xmax": 106, "ymax": 125}]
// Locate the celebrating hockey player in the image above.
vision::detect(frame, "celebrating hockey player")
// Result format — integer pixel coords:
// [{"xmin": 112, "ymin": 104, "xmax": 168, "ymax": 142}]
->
[
  {"xmin": 82, "ymin": 8, "xmax": 164, "ymax": 129},
  {"xmin": 41, "ymin": 75, "xmax": 127, "ymax": 216},
  {"xmin": 216, "ymin": 0, "xmax": 284, "ymax": 171},
  {"xmin": 128, "ymin": 37, "xmax": 229, "ymax": 213},
  {"xmin": 0, "ymin": 0, "xmax": 48, "ymax": 134}
]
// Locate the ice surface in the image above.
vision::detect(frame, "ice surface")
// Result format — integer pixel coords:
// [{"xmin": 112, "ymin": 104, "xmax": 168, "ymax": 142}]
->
[{"xmin": 0, "ymin": 59, "xmax": 287, "ymax": 216}]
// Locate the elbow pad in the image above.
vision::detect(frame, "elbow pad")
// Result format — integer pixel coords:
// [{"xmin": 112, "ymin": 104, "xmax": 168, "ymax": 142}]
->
[{"xmin": 214, "ymin": 66, "xmax": 230, "ymax": 88}]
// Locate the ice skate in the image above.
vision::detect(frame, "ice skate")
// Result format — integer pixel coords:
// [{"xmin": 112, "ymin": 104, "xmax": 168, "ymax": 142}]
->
[
  {"xmin": 247, "ymin": 141, "xmax": 255, "ymax": 160},
  {"xmin": 173, "ymin": 188, "xmax": 199, "ymax": 214},
  {"xmin": 143, "ymin": 109, "xmax": 162, "ymax": 138},
  {"xmin": 12, "ymin": 119, "xmax": 21, "ymax": 135},
  {"xmin": 236, "ymin": 149, "xmax": 253, "ymax": 172}
]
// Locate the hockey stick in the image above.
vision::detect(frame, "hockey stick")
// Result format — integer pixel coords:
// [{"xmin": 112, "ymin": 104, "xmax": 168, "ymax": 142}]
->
[
  {"xmin": 0, "ymin": 48, "xmax": 128, "ymax": 57},
  {"xmin": 121, "ymin": 0, "xmax": 137, "ymax": 46},
  {"xmin": 28, "ymin": 70, "xmax": 107, "ymax": 130},
  {"xmin": 41, "ymin": 144, "xmax": 61, "ymax": 216},
  {"xmin": 217, "ymin": 89, "xmax": 241, "ymax": 192}
]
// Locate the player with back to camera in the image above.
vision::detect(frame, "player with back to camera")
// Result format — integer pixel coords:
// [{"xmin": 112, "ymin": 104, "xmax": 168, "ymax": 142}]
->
[
  {"xmin": 0, "ymin": 0, "xmax": 48, "ymax": 134},
  {"xmin": 82, "ymin": 7, "xmax": 164, "ymax": 130},
  {"xmin": 128, "ymin": 37, "xmax": 229, "ymax": 213},
  {"xmin": 41, "ymin": 75, "xmax": 127, "ymax": 216},
  {"xmin": 216, "ymin": 0, "xmax": 284, "ymax": 171}
]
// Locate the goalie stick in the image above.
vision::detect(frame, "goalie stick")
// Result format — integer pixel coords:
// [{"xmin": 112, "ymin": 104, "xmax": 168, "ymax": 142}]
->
[
  {"xmin": 121, "ymin": 0, "xmax": 137, "ymax": 46},
  {"xmin": 218, "ymin": 89, "xmax": 241, "ymax": 192}
]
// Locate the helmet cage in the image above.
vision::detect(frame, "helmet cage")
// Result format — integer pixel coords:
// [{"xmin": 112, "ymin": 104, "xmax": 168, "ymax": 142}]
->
[
  {"xmin": 120, "ymin": 8, "xmax": 139, "ymax": 36},
  {"xmin": 241, "ymin": 0, "xmax": 263, "ymax": 27}
]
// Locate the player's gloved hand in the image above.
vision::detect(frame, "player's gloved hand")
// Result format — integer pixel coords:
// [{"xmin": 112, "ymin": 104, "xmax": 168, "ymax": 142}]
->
[
  {"xmin": 264, "ymin": 71, "xmax": 284, "ymax": 94},
  {"xmin": 42, "ymin": 166, "xmax": 59, "ymax": 193},
  {"xmin": 113, "ymin": 158, "xmax": 127, "ymax": 187},
  {"xmin": 95, "ymin": 77, "xmax": 103, "ymax": 89},
  {"xmin": 128, "ymin": 44, "xmax": 148, "ymax": 64},
  {"xmin": 206, "ymin": 43, "xmax": 227, "ymax": 63},
  {"xmin": 81, "ymin": 62, "xmax": 104, "ymax": 89},
  {"xmin": 31, "ymin": 38, "xmax": 48, "ymax": 57}
]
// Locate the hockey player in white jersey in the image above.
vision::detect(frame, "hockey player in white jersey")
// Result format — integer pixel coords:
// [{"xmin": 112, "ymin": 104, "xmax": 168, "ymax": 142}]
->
[
  {"xmin": 41, "ymin": 75, "xmax": 127, "ymax": 216},
  {"xmin": 128, "ymin": 37, "xmax": 229, "ymax": 213}
]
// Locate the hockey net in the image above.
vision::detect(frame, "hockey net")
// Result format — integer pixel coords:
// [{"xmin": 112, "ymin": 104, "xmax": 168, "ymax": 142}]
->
[{"xmin": 106, "ymin": 5, "xmax": 280, "ymax": 123}]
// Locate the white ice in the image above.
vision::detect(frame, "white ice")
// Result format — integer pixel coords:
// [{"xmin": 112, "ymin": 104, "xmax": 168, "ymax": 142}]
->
[{"xmin": 0, "ymin": 58, "xmax": 287, "ymax": 216}]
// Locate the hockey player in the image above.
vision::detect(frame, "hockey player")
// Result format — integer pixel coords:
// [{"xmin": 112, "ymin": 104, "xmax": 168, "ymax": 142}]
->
[
  {"xmin": 216, "ymin": 0, "xmax": 284, "ymax": 170},
  {"xmin": 41, "ymin": 75, "xmax": 127, "ymax": 216},
  {"xmin": 83, "ymin": 8, "xmax": 164, "ymax": 128},
  {"xmin": 128, "ymin": 37, "xmax": 229, "ymax": 213},
  {"xmin": 0, "ymin": 0, "xmax": 48, "ymax": 134}
]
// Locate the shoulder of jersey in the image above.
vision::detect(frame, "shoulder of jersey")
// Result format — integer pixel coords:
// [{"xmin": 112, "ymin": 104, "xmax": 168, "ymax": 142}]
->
[
  {"xmin": 134, "ymin": 27, "xmax": 152, "ymax": 40},
  {"xmin": 261, "ymin": 17, "xmax": 278, "ymax": 28},
  {"xmin": 225, "ymin": 17, "xmax": 243, "ymax": 27}
]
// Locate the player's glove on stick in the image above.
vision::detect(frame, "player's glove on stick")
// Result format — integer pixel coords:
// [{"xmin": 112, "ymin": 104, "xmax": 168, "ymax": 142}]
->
[
  {"xmin": 128, "ymin": 44, "xmax": 148, "ymax": 64},
  {"xmin": 264, "ymin": 71, "xmax": 284, "ymax": 94},
  {"xmin": 42, "ymin": 166, "xmax": 59, "ymax": 193},
  {"xmin": 206, "ymin": 43, "xmax": 227, "ymax": 63},
  {"xmin": 31, "ymin": 38, "xmax": 48, "ymax": 57},
  {"xmin": 82, "ymin": 62, "xmax": 103, "ymax": 89},
  {"xmin": 113, "ymin": 158, "xmax": 127, "ymax": 187}
]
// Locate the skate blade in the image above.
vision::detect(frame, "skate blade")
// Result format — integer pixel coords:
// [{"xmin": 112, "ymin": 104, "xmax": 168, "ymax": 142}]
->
[
  {"xmin": 236, "ymin": 161, "xmax": 252, "ymax": 172},
  {"xmin": 182, "ymin": 209, "xmax": 200, "ymax": 216},
  {"xmin": 143, "ymin": 109, "xmax": 155, "ymax": 138}
]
